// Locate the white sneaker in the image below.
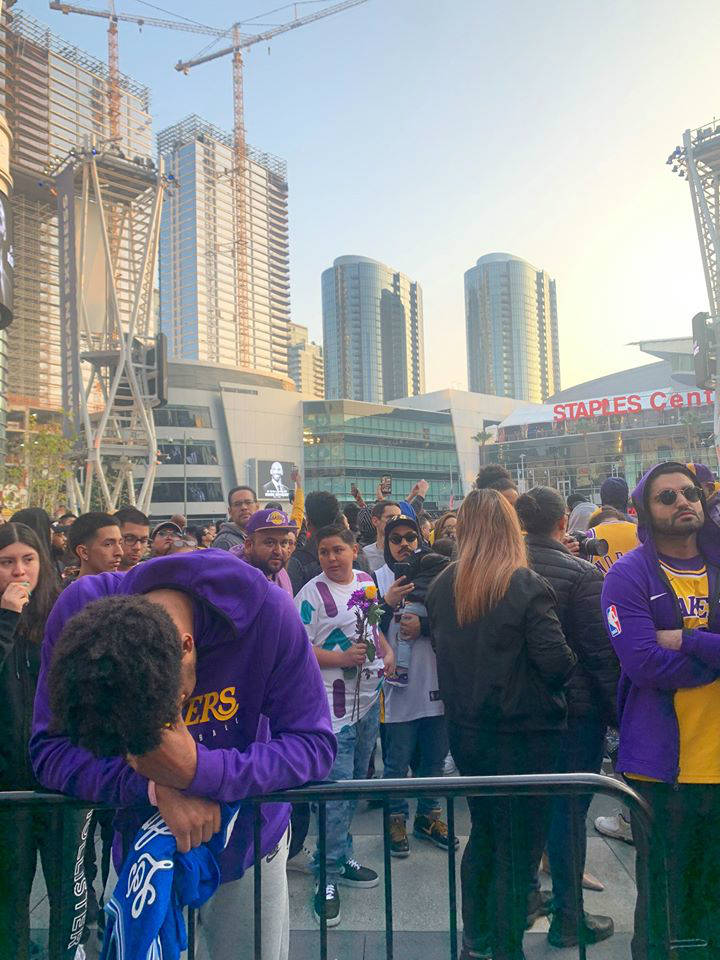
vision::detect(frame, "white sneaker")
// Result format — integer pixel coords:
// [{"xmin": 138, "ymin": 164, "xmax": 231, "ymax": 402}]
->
[
  {"xmin": 594, "ymin": 811, "xmax": 633, "ymax": 844},
  {"xmin": 443, "ymin": 752, "xmax": 459, "ymax": 776},
  {"xmin": 286, "ymin": 845, "xmax": 313, "ymax": 874}
]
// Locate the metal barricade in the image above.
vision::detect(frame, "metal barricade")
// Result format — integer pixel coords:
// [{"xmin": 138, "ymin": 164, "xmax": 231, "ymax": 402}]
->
[{"xmin": 0, "ymin": 772, "xmax": 702, "ymax": 960}]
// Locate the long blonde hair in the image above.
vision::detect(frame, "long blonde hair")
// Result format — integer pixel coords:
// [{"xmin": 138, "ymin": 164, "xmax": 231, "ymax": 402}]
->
[{"xmin": 454, "ymin": 488, "xmax": 528, "ymax": 626}]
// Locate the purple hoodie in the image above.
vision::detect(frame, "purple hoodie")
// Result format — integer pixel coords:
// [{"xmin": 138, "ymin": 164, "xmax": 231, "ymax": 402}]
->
[
  {"xmin": 30, "ymin": 549, "xmax": 336, "ymax": 883},
  {"xmin": 601, "ymin": 462, "xmax": 720, "ymax": 783}
]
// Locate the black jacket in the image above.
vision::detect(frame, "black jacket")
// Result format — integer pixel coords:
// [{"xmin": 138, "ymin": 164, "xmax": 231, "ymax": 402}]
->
[
  {"xmin": 526, "ymin": 534, "xmax": 619, "ymax": 724},
  {"xmin": 0, "ymin": 609, "xmax": 41, "ymax": 789},
  {"xmin": 427, "ymin": 565, "xmax": 577, "ymax": 733},
  {"xmin": 288, "ymin": 535, "xmax": 371, "ymax": 596}
]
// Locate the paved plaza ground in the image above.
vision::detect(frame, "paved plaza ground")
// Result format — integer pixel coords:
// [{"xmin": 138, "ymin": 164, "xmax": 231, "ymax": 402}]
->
[{"xmin": 29, "ymin": 786, "xmax": 637, "ymax": 959}]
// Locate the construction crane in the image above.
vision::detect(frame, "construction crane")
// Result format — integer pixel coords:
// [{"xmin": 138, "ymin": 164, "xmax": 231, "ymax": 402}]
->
[
  {"xmin": 49, "ymin": 2, "xmax": 228, "ymax": 144},
  {"xmin": 175, "ymin": 0, "xmax": 369, "ymax": 367}
]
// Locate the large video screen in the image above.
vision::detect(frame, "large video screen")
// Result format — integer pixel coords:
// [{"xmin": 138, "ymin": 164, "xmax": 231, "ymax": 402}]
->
[
  {"xmin": 256, "ymin": 459, "xmax": 296, "ymax": 500},
  {"xmin": 0, "ymin": 191, "xmax": 13, "ymax": 329}
]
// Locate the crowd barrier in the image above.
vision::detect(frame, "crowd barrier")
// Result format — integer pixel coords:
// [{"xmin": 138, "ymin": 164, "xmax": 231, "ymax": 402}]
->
[{"xmin": 0, "ymin": 773, "xmax": 707, "ymax": 959}]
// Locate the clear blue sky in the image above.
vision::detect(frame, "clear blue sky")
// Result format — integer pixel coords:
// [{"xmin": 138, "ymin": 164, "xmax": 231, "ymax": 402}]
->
[{"xmin": 23, "ymin": 0, "xmax": 720, "ymax": 391}]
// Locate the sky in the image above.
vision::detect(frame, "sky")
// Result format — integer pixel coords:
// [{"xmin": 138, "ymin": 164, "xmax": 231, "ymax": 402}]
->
[{"xmin": 22, "ymin": 0, "xmax": 720, "ymax": 392}]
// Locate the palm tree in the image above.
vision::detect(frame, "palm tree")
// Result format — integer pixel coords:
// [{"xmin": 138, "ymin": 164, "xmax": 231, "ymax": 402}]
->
[{"xmin": 471, "ymin": 428, "xmax": 493, "ymax": 468}]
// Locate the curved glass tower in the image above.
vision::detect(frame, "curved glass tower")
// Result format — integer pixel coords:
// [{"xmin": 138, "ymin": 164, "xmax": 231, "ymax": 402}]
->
[
  {"xmin": 322, "ymin": 255, "xmax": 425, "ymax": 403},
  {"xmin": 465, "ymin": 252, "xmax": 561, "ymax": 403}
]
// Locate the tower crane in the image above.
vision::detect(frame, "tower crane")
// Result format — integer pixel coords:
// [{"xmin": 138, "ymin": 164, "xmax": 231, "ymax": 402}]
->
[
  {"xmin": 49, "ymin": 2, "xmax": 228, "ymax": 144},
  {"xmin": 175, "ymin": 0, "xmax": 368, "ymax": 367},
  {"xmin": 50, "ymin": 0, "xmax": 369, "ymax": 369}
]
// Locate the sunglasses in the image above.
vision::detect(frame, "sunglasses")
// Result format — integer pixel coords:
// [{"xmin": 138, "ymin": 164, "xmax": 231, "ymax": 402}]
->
[
  {"xmin": 389, "ymin": 532, "xmax": 419, "ymax": 545},
  {"xmin": 655, "ymin": 486, "xmax": 702, "ymax": 506}
]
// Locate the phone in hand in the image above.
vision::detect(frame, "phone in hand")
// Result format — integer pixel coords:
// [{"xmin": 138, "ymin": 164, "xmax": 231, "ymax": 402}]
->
[
  {"xmin": 350, "ymin": 482, "xmax": 360, "ymax": 497},
  {"xmin": 393, "ymin": 561, "xmax": 414, "ymax": 582},
  {"xmin": 380, "ymin": 475, "xmax": 392, "ymax": 496}
]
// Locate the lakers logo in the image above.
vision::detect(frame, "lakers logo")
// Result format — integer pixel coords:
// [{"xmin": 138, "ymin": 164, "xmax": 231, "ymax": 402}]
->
[
  {"xmin": 183, "ymin": 686, "xmax": 239, "ymax": 726},
  {"xmin": 268, "ymin": 511, "xmax": 286, "ymax": 526}
]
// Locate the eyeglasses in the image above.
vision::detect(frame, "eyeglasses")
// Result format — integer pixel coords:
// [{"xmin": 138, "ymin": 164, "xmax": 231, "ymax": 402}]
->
[
  {"xmin": 122, "ymin": 535, "xmax": 150, "ymax": 547},
  {"xmin": 389, "ymin": 532, "xmax": 419, "ymax": 545},
  {"xmin": 231, "ymin": 499, "xmax": 256, "ymax": 509},
  {"xmin": 655, "ymin": 486, "xmax": 702, "ymax": 506}
]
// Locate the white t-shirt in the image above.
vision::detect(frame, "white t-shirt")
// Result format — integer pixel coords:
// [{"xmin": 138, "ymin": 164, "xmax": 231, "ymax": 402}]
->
[
  {"xmin": 295, "ymin": 570, "xmax": 385, "ymax": 734},
  {"xmin": 376, "ymin": 564, "xmax": 444, "ymax": 724},
  {"xmin": 362, "ymin": 542, "xmax": 385, "ymax": 572}
]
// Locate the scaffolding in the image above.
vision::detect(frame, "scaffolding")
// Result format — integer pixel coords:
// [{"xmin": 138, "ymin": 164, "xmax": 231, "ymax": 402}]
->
[
  {"xmin": 669, "ymin": 121, "xmax": 720, "ymax": 465},
  {"xmin": 56, "ymin": 145, "xmax": 170, "ymax": 513}
]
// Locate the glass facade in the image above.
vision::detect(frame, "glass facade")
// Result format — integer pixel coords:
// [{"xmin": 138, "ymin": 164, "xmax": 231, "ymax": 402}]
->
[
  {"xmin": 158, "ymin": 117, "xmax": 290, "ymax": 377},
  {"xmin": 303, "ymin": 400, "xmax": 460, "ymax": 509},
  {"xmin": 465, "ymin": 253, "xmax": 561, "ymax": 403},
  {"xmin": 496, "ymin": 402, "xmax": 715, "ymax": 498},
  {"xmin": 322, "ymin": 256, "xmax": 425, "ymax": 404}
]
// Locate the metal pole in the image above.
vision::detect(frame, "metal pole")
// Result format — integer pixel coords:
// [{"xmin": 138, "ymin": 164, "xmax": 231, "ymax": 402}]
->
[
  {"xmin": 183, "ymin": 431, "xmax": 188, "ymax": 519},
  {"xmin": 714, "ymin": 315, "xmax": 720, "ymax": 471}
]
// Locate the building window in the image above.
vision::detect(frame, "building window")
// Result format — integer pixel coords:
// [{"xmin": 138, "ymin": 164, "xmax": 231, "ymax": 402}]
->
[{"xmin": 154, "ymin": 405, "xmax": 213, "ymax": 428}]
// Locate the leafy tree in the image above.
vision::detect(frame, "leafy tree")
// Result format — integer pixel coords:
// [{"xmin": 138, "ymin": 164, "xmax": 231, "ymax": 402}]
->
[
  {"xmin": 5, "ymin": 416, "xmax": 74, "ymax": 514},
  {"xmin": 471, "ymin": 428, "xmax": 493, "ymax": 467}
]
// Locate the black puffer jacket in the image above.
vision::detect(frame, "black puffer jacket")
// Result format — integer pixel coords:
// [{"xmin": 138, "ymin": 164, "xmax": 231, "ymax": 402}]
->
[
  {"xmin": 526, "ymin": 533, "xmax": 619, "ymax": 724},
  {"xmin": 428, "ymin": 565, "xmax": 577, "ymax": 733}
]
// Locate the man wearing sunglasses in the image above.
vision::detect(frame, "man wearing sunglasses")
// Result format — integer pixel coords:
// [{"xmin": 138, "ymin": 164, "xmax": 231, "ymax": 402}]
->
[{"xmin": 602, "ymin": 461, "xmax": 720, "ymax": 959}]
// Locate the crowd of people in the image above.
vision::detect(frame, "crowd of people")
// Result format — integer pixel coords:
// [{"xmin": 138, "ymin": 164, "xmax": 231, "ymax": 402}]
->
[{"xmin": 1, "ymin": 458, "xmax": 719, "ymax": 959}]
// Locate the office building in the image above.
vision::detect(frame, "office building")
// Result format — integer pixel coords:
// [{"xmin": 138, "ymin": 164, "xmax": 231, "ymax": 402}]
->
[
  {"xmin": 322, "ymin": 255, "xmax": 425, "ymax": 404},
  {"xmin": 158, "ymin": 115, "xmax": 290, "ymax": 377},
  {"xmin": 495, "ymin": 337, "xmax": 714, "ymax": 496},
  {"xmin": 303, "ymin": 399, "xmax": 458, "ymax": 508},
  {"xmin": 5, "ymin": 9, "xmax": 152, "ymax": 416},
  {"xmin": 288, "ymin": 323, "xmax": 324, "ymax": 398},
  {"xmin": 465, "ymin": 252, "xmax": 561, "ymax": 403}
]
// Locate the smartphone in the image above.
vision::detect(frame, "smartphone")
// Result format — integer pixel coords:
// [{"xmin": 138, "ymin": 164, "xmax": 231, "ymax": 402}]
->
[
  {"xmin": 393, "ymin": 561, "xmax": 414, "ymax": 581},
  {"xmin": 350, "ymin": 482, "xmax": 360, "ymax": 497},
  {"xmin": 380, "ymin": 475, "xmax": 392, "ymax": 496}
]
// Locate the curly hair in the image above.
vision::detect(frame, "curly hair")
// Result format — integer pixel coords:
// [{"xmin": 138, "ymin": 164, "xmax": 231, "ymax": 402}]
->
[
  {"xmin": 475, "ymin": 464, "xmax": 517, "ymax": 494},
  {"xmin": 48, "ymin": 595, "xmax": 183, "ymax": 757}
]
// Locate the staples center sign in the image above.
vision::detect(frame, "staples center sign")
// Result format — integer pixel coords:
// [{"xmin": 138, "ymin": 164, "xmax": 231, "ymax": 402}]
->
[{"xmin": 553, "ymin": 388, "xmax": 715, "ymax": 423}]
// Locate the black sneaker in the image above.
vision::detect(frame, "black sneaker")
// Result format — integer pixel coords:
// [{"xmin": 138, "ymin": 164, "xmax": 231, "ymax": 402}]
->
[
  {"xmin": 313, "ymin": 882, "xmax": 341, "ymax": 927},
  {"xmin": 337, "ymin": 857, "xmax": 379, "ymax": 888},
  {"xmin": 413, "ymin": 812, "xmax": 460, "ymax": 850},
  {"xmin": 548, "ymin": 912, "xmax": 614, "ymax": 948}
]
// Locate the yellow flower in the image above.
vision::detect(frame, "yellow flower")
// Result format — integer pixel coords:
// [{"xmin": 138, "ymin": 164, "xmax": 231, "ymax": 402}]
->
[{"xmin": 364, "ymin": 584, "xmax": 378, "ymax": 600}]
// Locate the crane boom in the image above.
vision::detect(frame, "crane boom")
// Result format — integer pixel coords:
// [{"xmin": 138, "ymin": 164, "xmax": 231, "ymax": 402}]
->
[
  {"xmin": 175, "ymin": 0, "xmax": 368, "ymax": 71},
  {"xmin": 49, "ymin": 1, "xmax": 228, "ymax": 37}
]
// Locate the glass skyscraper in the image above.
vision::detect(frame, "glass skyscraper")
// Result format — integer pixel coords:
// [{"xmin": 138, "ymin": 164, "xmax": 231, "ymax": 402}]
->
[
  {"xmin": 322, "ymin": 255, "xmax": 425, "ymax": 403},
  {"xmin": 158, "ymin": 116, "xmax": 290, "ymax": 376},
  {"xmin": 465, "ymin": 252, "xmax": 561, "ymax": 403}
]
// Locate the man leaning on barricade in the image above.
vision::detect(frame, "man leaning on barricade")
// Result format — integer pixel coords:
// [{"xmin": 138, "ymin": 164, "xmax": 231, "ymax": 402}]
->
[{"xmin": 28, "ymin": 545, "xmax": 336, "ymax": 960}]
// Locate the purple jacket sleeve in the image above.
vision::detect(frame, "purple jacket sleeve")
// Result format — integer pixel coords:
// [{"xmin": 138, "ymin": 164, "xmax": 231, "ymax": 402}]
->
[
  {"xmin": 602, "ymin": 567, "xmax": 717, "ymax": 690},
  {"xmin": 682, "ymin": 628, "xmax": 720, "ymax": 669},
  {"xmin": 30, "ymin": 577, "xmax": 150, "ymax": 806},
  {"xmin": 185, "ymin": 593, "xmax": 336, "ymax": 804}
]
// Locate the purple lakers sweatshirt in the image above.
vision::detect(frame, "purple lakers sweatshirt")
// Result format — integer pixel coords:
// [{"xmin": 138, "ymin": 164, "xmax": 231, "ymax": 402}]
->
[{"xmin": 30, "ymin": 549, "xmax": 336, "ymax": 883}]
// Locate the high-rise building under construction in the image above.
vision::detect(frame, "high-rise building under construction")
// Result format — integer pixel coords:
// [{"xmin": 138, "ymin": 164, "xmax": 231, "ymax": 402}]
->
[
  {"xmin": 4, "ymin": 9, "xmax": 153, "ymax": 418},
  {"xmin": 157, "ymin": 115, "xmax": 290, "ymax": 377}
]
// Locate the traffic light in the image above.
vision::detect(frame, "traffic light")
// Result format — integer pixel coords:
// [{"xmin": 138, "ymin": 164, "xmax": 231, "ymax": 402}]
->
[{"xmin": 692, "ymin": 311, "xmax": 716, "ymax": 389}]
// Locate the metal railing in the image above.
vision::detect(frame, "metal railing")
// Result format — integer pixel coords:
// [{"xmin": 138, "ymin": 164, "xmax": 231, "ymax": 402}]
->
[{"xmin": 0, "ymin": 773, "xmax": 703, "ymax": 960}]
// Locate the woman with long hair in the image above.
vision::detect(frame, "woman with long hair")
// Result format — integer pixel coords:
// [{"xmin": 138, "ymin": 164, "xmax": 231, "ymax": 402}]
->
[
  {"xmin": 427, "ymin": 490, "xmax": 576, "ymax": 960},
  {"xmin": 10, "ymin": 507, "xmax": 53, "ymax": 560},
  {"xmin": 0, "ymin": 523, "xmax": 86, "ymax": 958}
]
